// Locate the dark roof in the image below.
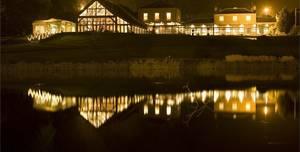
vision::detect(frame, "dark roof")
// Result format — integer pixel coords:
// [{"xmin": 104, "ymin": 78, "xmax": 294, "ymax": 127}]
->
[
  {"xmin": 216, "ymin": 8, "xmax": 254, "ymax": 14},
  {"xmin": 140, "ymin": 1, "xmax": 177, "ymax": 8},
  {"xmin": 257, "ymin": 16, "xmax": 276, "ymax": 22},
  {"xmin": 183, "ymin": 18, "xmax": 214, "ymax": 25},
  {"xmin": 79, "ymin": 0, "xmax": 147, "ymax": 28}
]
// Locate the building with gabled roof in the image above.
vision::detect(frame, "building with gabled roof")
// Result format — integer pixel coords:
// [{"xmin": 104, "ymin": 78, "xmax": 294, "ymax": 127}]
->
[{"xmin": 77, "ymin": 0, "xmax": 147, "ymax": 34}]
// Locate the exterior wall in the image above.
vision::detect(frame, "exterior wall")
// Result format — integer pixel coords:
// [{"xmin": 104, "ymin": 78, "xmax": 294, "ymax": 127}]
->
[
  {"xmin": 138, "ymin": 8, "xmax": 181, "ymax": 23},
  {"xmin": 138, "ymin": 8, "xmax": 181, "ymax": 34},
  {"xmin": 214, "ymin": 13, "xmax": 256, "ymax": 35}
]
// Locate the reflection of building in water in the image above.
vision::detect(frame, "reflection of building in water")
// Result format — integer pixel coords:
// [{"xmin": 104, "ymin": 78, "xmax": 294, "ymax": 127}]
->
[
  {"xmin": 28, "ymin": 89, "xmax": 77, "ymax": 112},
  {"xmin": 28, "ymin": 87, "xmax": 291, "ymax": 126},
  {"xmin": 28, "ymin": 88, "xmax": 145, "ymax": 128},
  {"xmin": 141, "ymin": 87, "xmax": 284, "ymax": 120},
  {"xmin": 143, "ymin": 94, "xmax": 182, "ymax": 119}
]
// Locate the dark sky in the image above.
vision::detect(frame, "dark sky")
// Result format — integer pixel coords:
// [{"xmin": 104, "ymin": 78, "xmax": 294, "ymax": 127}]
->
[{"xmin": 113, "ymin": 0, "xmax": 299, "ymax": 18}]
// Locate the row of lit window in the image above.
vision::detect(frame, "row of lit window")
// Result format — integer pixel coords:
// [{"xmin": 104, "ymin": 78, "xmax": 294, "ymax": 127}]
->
[
  {"xmin": 143, "ymin": 12, "xmax": 172, "ymax": 21},
  {"xmin": 218, "ymin": 15, "xmax": 252, "ymax": 22}
]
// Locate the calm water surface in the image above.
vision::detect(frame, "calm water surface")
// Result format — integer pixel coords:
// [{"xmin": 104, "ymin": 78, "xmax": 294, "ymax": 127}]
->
[{"xmin": 1, "ymin": 80, "xmax": 299, "ymax": 152}]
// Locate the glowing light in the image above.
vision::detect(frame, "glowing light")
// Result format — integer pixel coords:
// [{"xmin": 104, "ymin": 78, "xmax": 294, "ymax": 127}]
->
[
  {"xmin": 263, "ymin": 7, "xmax": 270, "ymax": 15},
  {"xmin": 144, "ymin": 105, "xmax": 148, "ymax": 115},
  {"xmin": 232, "ymin": 16, "xmax": 238, "ymax": 21},
  {"xmin": 166, "ymin": 12, "xmax": 172, "ymax": 21},
  {"xmin": 232, "ymin": 103, "xmax": 237, "ymax": 111},
  {"xmin": 225, "ymin": 91, "xmax": 231, "ymax": 102},
  {"xmin": 251, "ymin": 92, "xmax": 256, "ymax": 103},
  {"xmin": 226, "ymin": 25, "xmax": 231, "ymax": 33},
  {"xmin": 233, "ymin": 114, "xmax": 237, "ymax": 119},
  {"xmin": 155, "ymin": 106, "xmax": 160, "ymax": 115},
  {"xmin": 219, "ymin": 16, "xmax": 224, "ymax": 22},
  {"xmin": 219, "ymin": 103, "xmax": 224, "ymax": 110},
  {"xmin": 246, "ymin": 103, "xmax": 251, "ymax": 111},
  {"xmin": 143, "ymin": 13, "xmax": 148, "ymax": 21},
  {"xmin": 201, "ymin": 91, "xmax": 207, "ymax": 102},
  {"xmin": 238, "ymin": 91, "xmax": 244, "ymax": 103},
  {"xmin": 213, "ymin": 91, "xmax": 219, "ymax": 102},
  {"xmin": 190, "ymin": 24, "xmax": 195, "ymax": 28},
  {"xmin": 246, "ymin": 15, "xmax": 251, "ymax": 21},
  {"xmin": 166, "ymin": 105, "xmax": 171, "ymax": 116},
  {"xmin": 264, "ymin": 106, "xmax": 268, "ymax": 115},
  {"xmin": 155, "ymin": 12, "xmax": 160, "ymax": 21},
  {"xmin": 239, "ymin": 24, "xmax": 244, "ymax": 33}
]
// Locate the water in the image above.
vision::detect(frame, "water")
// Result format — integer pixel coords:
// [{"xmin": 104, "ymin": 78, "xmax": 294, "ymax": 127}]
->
[{"xmin": 1, "ymin": 80, "xmax": 299, "ymax": 152}]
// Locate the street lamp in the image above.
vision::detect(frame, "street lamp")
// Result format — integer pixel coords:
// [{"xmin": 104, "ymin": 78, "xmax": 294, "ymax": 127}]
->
[{"xmin": 263, "ymin": 7, "xmax": 270, "ymax": 16}]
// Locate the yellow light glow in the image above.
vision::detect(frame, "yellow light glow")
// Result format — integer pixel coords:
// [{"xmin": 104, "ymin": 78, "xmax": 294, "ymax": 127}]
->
[
  {"xmin": 213, "ymin": 91, "xmax": 219, "ymax": 102},
  {"xmin": 155, "ymin": 106, "xmax": 160, "ymax": 115},
  {"xmin": 155, "ymin": 12, "xmax": 160, "ymax": 21},
  {"xmin": 264, "ymin": 7, "xmax": 270, "ymax": 15},
  {"xmin": 232, "ymin": 16, "xmax": 238, "ymax": 21},
  {"xmin": 190, "ymin": 24, "xmax": 195, "ymax": 28},
  {"xmin": 246, "ymin": 15, "xmax": 251, "ymax": 21},
  {"xmin": 238, "ymin": 91, "xmax": 244, "ymax": 103},
  {"xmin": 219, "ymin": 103, "xmax": 224, "ymax": 110},
  {"xmin": 232, "ymin": 103, "xmax": 237, "ymax": 111},
  {"xmin": 264, "ymin": 106, "xmax": 268, "ymax": 115},
  {"xmin": 166, "ymin": 105, "xmax": 171, "ymax": 116},
  {"xmin": 219, "ymin": 16, "xmax": 224, "ymax": 22},
  {"xmin": 246, "ymin": 103, "xmax": 251, "ymax": 111},
  {"xmin": 143, "ymin": 13, "xmax": 148, "ymax": 21},
  {"xmin": 166, "ymin": 12, "xmax": 172, "ymax": 21},
  {"xmin": 201, "ymin": 91, "xmax": 207, "ymax": 102},
  {"xmin": 225, "ymin": 91, "xmax": 231, "ymax": 102},
  {"xmin": 144, "ymin": 105, "xmax": 148, "ymax": 115}
]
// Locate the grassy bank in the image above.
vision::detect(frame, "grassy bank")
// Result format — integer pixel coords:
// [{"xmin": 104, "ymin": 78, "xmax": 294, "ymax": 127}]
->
[{"xmin": 2, "ymin": 33, "xmax": 299, "ymax": 63}]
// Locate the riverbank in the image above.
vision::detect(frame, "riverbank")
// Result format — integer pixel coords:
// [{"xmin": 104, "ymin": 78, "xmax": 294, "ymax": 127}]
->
[{"xmin": 2, "ymin": 33, "xmax": 299, "ymax": 63}]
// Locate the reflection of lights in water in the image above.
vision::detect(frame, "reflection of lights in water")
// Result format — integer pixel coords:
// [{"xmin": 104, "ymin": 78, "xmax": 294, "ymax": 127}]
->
[
  {"xmin": 166, "ymin": 105, "xmax": 171, "ymax": 116},
  {"xmin": 264, "ymin": 106, "xmax": 268, "ymax": 115},
  {"xmin": 232, "ymin": 103, "xmax": 237, "ymax": 111},
  {"xmin": 144, "ymin": 105, "xmax": 148, "ymax": 115},
  {"xmin": 219, "ymin": 102, "xmax": 224, "ymax": 110},
  {"xmin": 201, "ymin": 91, "xmax": 207, "ymax": 102},
  {"xmin": 214, "ymin": 91, "xmax": 219, "ymax": 102},
  {"xmin": 238, "ymin": 91, "xmax": 244, "ymax": 103},
  {"xmin": 264, "ymin": 93, "xmax": 268, "ymax": 103},
  {"xmin": 167, "ymin": 99, "xmax": 174, "ymax": 106},
  {"xmin": 155, "ymin": 106, "xmax": 160, "ymax": 115},
  {"xmin": 225, "ymin": 91, "xmax": 231, "ymax": 102},
  {"xmin": 233, "ymin": 114, "xmax": 237, "ymax": 119},
  {"xmin": 246, "ymin": 103, "xmax": 251, "ymax": 111},
  {"xmin": 251, "ymin": 92, "xmax": 256, "ymax": 103}
]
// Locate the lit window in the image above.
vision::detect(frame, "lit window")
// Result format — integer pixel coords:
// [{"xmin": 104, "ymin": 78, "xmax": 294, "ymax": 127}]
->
[
  {"xmin": 143, "ymin": 13, "xmax": 148, "ymax": 21},
  {"xmin": 232, "ymin": 16, "xmax": 238, "ymax": 21},
  {"xmin": 246, "ymin": 103, "xmax": 251, "ymax": 111},
  {"xmin": 166, "ymin": 12, "xmax": 172, "ymax": 21},
  {"xmin": 155, "ymin": 13, "xmax": 160, "ymax": 21},
  {"xmin": 219, "ymin": 16, "xmax": 224, "ymax": 22},
  {"xmin": 232, "ymin": 103, "xmax": 237, "ymax": 111},
  {"xmin": 246, "ymin": 15, "xmax": 251, "ymax": 21},
  {"xmin": 219, "ymin": 103, "xmax": 224, "ymax": 110}
]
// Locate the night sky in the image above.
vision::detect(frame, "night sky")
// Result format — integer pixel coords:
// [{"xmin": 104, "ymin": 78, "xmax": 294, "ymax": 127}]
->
[{"xmin": 116, "ymin": 0, "xmax": 299, "ymax": 17}]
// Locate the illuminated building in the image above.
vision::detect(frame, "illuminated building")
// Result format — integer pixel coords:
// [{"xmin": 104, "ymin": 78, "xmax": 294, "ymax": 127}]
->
[
  {"xmin": 29, "ymin": 18, "xmax": 76, "ymax": 41},
  {"xmin": 138, "ymin": 1, "xmax": 182, "ymax": 34},
  {"xmin": 77, "ymin": 0, "xmax": 147, "ymax": 33},
  {"xmin": 28, "ymin": 87, "xmax": 288, "ymax": 127}
]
